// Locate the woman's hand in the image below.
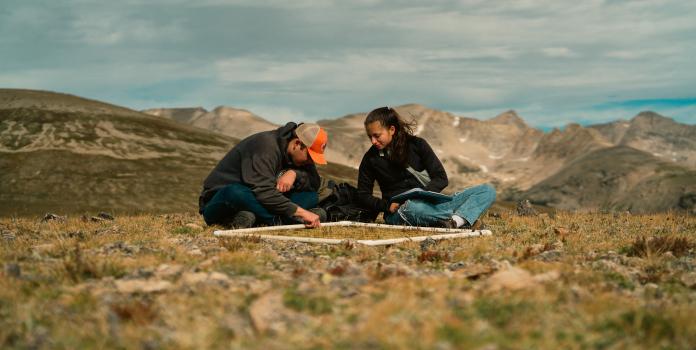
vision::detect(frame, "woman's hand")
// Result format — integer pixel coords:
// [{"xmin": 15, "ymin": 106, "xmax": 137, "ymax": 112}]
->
[
  {"xmin": 388, "ymin": 202, "xmax": 400, "ymax": 213},
  {"xmin": 276, "ymin": 170, "xmax": 296, "ymax": 192}
]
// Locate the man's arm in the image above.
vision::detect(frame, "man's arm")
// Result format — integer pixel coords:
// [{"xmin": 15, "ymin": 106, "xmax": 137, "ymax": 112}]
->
[
  {"xmin": 240, "ymin": 145, "xmax": 298, "ymax": 217},
  {"xmin": 289, "ymin": 166, "xmax": 320, "ymax": 191}
]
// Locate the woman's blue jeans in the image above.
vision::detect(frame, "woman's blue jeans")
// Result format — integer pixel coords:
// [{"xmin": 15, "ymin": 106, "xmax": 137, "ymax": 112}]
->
[
  {"xmin": 384, "ymin": 183, "xmax": 496, "ymax": 226},
  {"xmin": 203, "ymin": 182, "xmax": 318, "ymax": 226}
]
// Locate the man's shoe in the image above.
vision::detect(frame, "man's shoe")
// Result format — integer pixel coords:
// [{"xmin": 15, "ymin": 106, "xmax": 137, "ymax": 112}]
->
[
  {"xmin": 231, "ymin": 211, "xmax": 255, "ymax": 229},
  {"xmin": 308, "ymin": 208, "xmax": 327, "ymax": 222}
]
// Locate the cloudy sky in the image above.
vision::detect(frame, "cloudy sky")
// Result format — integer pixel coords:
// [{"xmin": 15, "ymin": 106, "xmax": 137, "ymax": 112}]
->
[{"xmin": 1, "ymin": 0, "xmax": 695, "ymax": 127}]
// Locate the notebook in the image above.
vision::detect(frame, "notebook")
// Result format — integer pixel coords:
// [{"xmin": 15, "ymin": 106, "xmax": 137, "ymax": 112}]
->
[{"xmin": 390, "ymin": 188, "xmax": 452, "ymax": 204}]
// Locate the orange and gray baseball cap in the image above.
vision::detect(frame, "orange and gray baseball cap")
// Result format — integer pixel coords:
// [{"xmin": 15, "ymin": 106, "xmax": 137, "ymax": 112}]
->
[{"xmin": 296, "ymin": 123, "xmax": 328, "ymax": 165}]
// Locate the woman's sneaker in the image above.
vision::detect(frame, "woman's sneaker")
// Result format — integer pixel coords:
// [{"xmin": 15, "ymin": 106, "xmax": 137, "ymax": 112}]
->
[
  {"xmin": 231, "ymin": 211, "xmax": 255, "ymax": 229},
  {"xmin": 436, "ymin": 218, "xmax": 484, "ymax": 230}
]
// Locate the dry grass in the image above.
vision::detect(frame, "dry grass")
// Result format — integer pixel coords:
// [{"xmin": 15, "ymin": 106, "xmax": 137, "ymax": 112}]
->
[{"xmin": 1, "ymin": 211, "xmax": 695, "ymax": 349}]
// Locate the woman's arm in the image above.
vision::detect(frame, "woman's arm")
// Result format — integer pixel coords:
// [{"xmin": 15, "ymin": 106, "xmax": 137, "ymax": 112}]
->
[
  {"xmin": 357, "ymin": 152, "xmax": 390, "ymax": 213},
  {"xmin": 417, "ymin": 138, "xmax": 448, "ymax": 192}
]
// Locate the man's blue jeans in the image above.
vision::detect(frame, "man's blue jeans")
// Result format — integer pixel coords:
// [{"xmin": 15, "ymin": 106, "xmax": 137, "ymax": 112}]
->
[
  {"xmin": 384, "ymin": 183, "xmax": 496, "ymax": 226},
  {"xmin": 202, "ymin": 182, "xmax": 318, "ymax": 226}
]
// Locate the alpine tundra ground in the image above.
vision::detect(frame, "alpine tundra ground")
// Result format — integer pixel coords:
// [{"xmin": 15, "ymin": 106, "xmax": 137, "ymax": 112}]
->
[{"xmin": 1, "ymin": 210, "xmax": 695, "ymax": 349}]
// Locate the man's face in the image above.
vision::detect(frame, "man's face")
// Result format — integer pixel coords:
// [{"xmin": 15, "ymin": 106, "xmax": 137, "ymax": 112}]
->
[{"xmin": 288, "ymin": 139, "xmax": 313, "ymax": 166}]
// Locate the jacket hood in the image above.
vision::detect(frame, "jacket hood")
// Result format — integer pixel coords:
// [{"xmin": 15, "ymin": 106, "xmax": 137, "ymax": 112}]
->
[{"xmin": 276, "ymin": 122, "xmax": 299, "ymax": 166}]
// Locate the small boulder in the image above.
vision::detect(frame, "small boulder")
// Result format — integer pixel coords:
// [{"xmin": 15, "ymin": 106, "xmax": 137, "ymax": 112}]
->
[
  {"xmin": 249, "ymin": 292, "xmax": 293, "ymax": 335},
  {"xmin": 4, "ymin": 263, "xmax": 21, "ymax": 278},
  {"xmin": 420, "ymin": 237, "xmax": 438, "ymax": 251},
  {"xmin": 98, "ymin": 212, "xmax": 115, "ymax": 220},
  {"xmin": 487, "ymin": 267, "xmax": 534, "ymax": 291},
  {"xmin": 185, "ymin": 223, "xmax": 203, "ymax": 231},
  {"xmin": 516, "ymin": 200, "xmax": 537, "ymax": 216},
  {"xmin": 41, "ymin": 213, "xmax": 66, "ymax": 222},
  {"xmin": 115, "ymin": 279, "xmax": 172, "ymax": 293},
  {"xmin": 681, "ymin": 272, "xmax": 696, "ymax": 288}
]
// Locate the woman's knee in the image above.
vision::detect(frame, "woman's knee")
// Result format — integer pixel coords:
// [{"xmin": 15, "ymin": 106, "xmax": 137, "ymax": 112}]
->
[{"xmin": 482, "ymin": 183, "xmax": 497, "ymax": 202}]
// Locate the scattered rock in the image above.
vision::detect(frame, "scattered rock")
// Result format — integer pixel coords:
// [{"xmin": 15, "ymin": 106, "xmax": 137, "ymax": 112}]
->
[
  {"xmin": 41, "ymin": 213, "xmax": 66, "ymax": 222},
  {"xmin": 487, "ymin": 267, "xmax": 534, "ymax": 291},
  {"xmin": 373, "ymin": 262, "xmax": 415, "ymax": 279},
  {"xmin": 115, "ymin": 279, "xmax": 172, "ymax": 293},
  {"xmin": 532, "ymin": 270, "xmax": 560, "ymax": 283},
  {"xmin": 198, "ymin": 257, "xmax": 220, "ymax": 269},
  {"xmin": 528, "ymin": 244, "xmax": 545, "ymax": 256},
  {"xmin": 209, "ymin": 272, "xmax": 230, "ymax": 283},
  {"xmin": 420, "ymin": 237, "xmax": 438, "ymax": 251},
  {"xmin": 570, "ymin": 285, "xmax": 589, "ymax": 300},
  {"xmin": 554, "ymin": 227, "xmax": 570, "ymax": 237},
  {"xmin": 246, "ymin": 280, "xmax": 272, "ymax": 295},
  {"xmin": 97, "ymin": 212, "xmax": 114, "ymax": 220},
  {"xmin": 32, "ymin": 243, "xmax": 55, "ymax": 255},
  {"xmin": 248, "ymin": 292, "xmax": 296, "ymax": 335},
  {"xmin": 4, "ymin": 263, "xmax": 21, "ymax": 278},
  {"xmin": 180, "ymin": 272, "xmax": 209, "ymax": 285},
  {"xmin": 537, "ymin": 249, "xmax": 563, "ymax": 262},
  {"xmin": 643, "ymin": 283, "xmax": 662, "ymax": 298},
  {"xmin": 180, "ymin": 271, "xmax": 230, "ymax": 286},
  {"xmin": 516, "ymin": 200, "xmax": 537, "ymax": 216},
  {"xmin": 155, "ymin": 264, "xmax": 184, "ymax": 279},
  {"xmin": 552, "ymin": 240, "xmax": 564, "ymax": 250},
  {"xmin": 448, "ymin": 261, "xmax": 466, "ymax": 271},
  {"xmin": 102, "ymin": 241, "xmax": 140, "ymax": 255},
  {"xmin": 451, "ymin": 262, "xmax": 496, "ymax": 280},
  {"xmin": 681, "ymin": 272, "xmax": 696, "ymax": 288},
  {"xmin": 320, "ymin": 272, "xmax": 334, "ymax": 285},
  {"xmin": 1, "ymin": 231, "xmax": 16, "ymax": 241},
  {"xmin": 188, "ymin": 248, "xmax": 204, "ymax": 256},
  {"xmin": 185, "ymin": 223, "xmax": 203, "ymax": 231}
]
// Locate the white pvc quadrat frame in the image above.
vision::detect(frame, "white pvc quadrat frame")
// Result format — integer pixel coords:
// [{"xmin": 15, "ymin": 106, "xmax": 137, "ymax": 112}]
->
[{"xmin": 213, "ymin": 221, "xmax": 492, "ymax": 246}]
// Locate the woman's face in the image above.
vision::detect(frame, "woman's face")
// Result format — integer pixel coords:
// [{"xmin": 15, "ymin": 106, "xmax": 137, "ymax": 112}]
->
[{"xmin": 365, "ymin": 121, "xmax": 395, "ymax": 150}]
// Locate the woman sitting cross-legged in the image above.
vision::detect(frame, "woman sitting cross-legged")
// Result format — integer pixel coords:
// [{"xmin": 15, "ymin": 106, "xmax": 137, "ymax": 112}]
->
[{"xmin": 356, "ymin": 106, "xmax": 496, "ymax": 228}]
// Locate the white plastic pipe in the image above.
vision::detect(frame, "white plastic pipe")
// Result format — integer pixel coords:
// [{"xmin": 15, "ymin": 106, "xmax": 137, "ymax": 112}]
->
[{"xmin": 213, "ymin": 221, "xmax": 492, "ymax": 246}]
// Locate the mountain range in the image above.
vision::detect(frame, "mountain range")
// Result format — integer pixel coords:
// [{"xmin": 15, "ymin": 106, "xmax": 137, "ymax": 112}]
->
[
  {"xmin": 142, "ymin": 103, "xmax": 696, "ymax": 214},
  {"xmin": 0, "ymin": 88, "xmax": 693, "ymax": 215}
]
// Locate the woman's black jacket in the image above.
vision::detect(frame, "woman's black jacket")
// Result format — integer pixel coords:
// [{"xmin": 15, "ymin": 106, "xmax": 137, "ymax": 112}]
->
[{"xmin": 356, "ymin": 136, "xmax": 448, "ymax": 213}]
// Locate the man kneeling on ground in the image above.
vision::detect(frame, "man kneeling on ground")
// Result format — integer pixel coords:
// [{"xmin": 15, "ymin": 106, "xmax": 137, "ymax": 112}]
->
[{"xmin": 198, "ymin": 122, "xmax": 328, "ymax": 228}]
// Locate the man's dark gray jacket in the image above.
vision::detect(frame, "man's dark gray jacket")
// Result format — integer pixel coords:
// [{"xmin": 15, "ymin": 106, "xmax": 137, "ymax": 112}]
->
[{"xmin": 198, "ymin": 122, "xmax": 320, "ymax": 216}]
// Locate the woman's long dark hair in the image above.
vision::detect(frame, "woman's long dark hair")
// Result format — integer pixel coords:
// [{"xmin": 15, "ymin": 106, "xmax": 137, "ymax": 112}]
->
[{"xmin": 364, "ymin": 106, "xmax": 416, "ymax": 167}]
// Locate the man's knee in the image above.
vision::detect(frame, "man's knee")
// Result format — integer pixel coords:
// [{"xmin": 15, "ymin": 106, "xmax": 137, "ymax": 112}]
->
[
  {"xmin": 289, "ymin": 191, "xmax": 318, "ymax": 209},
  {"xmin": 219, "ymin": 182, "xmax": 252, "ymax": 198}
]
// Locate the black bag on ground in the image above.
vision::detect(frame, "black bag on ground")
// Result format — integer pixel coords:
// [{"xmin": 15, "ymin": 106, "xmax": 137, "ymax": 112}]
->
[{"xmin": 318, "ymin": 181, "xmax": 379, "ymax": 222}]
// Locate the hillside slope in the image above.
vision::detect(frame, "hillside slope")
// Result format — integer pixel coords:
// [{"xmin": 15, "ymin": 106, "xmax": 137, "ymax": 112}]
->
[
  {"xmin": 0, "ymin": 89, "xmax": 351, "ymax": 216},
  {"xmin": 524, "ymin": 146, "xmax": 696, "ymax": 213}
]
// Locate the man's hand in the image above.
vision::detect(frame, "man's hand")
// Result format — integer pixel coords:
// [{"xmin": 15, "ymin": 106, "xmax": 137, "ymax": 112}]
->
[
  {"xmin": 276, "ymin": 169, "xmax": 297, "ymax": 193},
  {"xmin": 294, "ymin": 207, "xmax": 320, "ymax": 228},
  {"xmin": 388, "ymin": 202, "xmax": 400, "ymax": 213}
]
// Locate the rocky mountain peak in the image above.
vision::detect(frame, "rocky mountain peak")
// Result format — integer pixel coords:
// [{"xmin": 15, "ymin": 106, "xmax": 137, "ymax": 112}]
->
[
  {"xmin": 142, "ymin": 107, "xmax": 208, "ymax": 124},
  {"xmin": 488, "ymin": 110, "xmax": 528, "ymax": 129},
  {"xmin": 630, "ymin": 111, "xmax": 674, "ymax": 126}
]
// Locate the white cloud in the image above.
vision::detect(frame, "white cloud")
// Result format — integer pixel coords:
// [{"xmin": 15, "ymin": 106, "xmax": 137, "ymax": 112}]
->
[
  {"xmin": 215, "ymin": 54, "xmax": 418, "ymax": 86},
  {"xmin": 67, "ymin": 7, "xmax": 188, "ymax": 46},
  {"xmin": 3, "ymin": 0, "xmax": 696, "ymax": 126},
  {"xmin": 541, "ymin": 47, "xmax": 575, "ymax": 58}
]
